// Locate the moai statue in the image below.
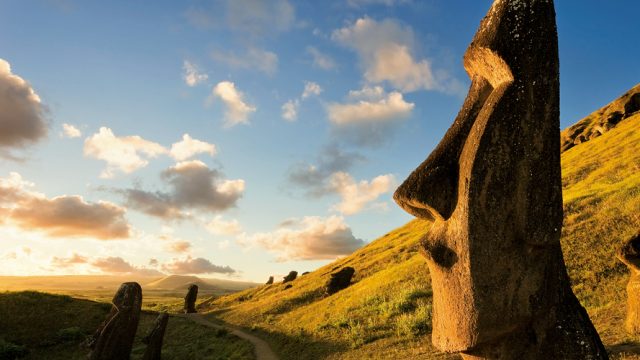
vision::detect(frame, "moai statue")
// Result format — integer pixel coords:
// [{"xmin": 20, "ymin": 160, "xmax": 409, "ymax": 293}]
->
[
  {"xmin": 326, "ymin": 267, "xmax": 355, "ymax": 295},
  {"xmin": 282, "ymin": 271, "xmax": 298, "ymax": 283},
  {"xmin": 266, "ymin": 276, "xmax": 274, "ymax": 285},
  {"xmin": 616, "ymin": 233, "xmax": 640, "ymax": 335},
  {"xmin": 393, "ymin": 0, "xmax": 607, "ymax": 358},
  {"xmin": 142, "ymin": 312, "xmax": 169, "ymax": 360},
  {"xmin": 184, "ymin": 284, "xmax": 198, "ymax": 314},
  {"xmin": 88, "ymin": 282, "xmax": 142, "ymax": 360}
]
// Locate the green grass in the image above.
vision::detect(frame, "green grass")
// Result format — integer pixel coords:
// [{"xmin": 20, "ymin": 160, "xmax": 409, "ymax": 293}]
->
[{"xmin": 0, "ymin": 291, "xmax": 255, "ymax": 360}]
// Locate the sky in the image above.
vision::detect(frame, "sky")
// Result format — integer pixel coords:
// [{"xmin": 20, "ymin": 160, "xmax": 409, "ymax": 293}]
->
[{"xmin": 0, "ymin": 0, "xmax": 639, "ymax": 282}]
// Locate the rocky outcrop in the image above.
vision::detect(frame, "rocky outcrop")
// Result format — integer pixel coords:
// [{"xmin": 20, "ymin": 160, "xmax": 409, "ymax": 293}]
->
[
  {"xmin": 282, "ymin": 271, "xmax": 297, "ymax": 283},
  {"xmin": 88, "ymin": 282, "xmax": 142, "ymax": 360},
  {"xmin": 325, "ymin": 267, "xmax": 355, "ymax": 295},
  {"xmin": 616, "ymin": 233, "xmax": 640, "ymax": 335},
  {"xmin": 394, "ymin": 0, "xmax": 607, "ymax": 358},
  {"xmin": 561, "ymin": 83, "xmax": 640, "ymax": 152},
  {"xmin": 184, "ymin": 284, "xmax": 198, "ymax": 314},
  {"xmin": 142, "ymin": 312, "xmax": 169, "ymax": 360}
]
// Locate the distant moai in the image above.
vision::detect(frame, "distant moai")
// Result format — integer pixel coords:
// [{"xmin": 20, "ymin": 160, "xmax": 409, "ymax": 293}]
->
[
  {"xmin": 184, "ymin": 284, "xmax": 198, "ymax": 314},
  {"xmin": 616, "ymin": 233, "xmax": 640, "ymax": 335},
  {"xmin": 266, "ymin": 276, "xmax": 274, "ymax": 285},
  {"xmin": 326, "ymin": 267, "xmax": 355, "ymax": 295},
  {"xmin": 393, "ymin": 0, "xmax": 607, "ymax": 358},
  {"xmin": 142, "ymin": 312, "xmax": 169, "ymax": 360},
  {"xmin": 88, "ymin": 282, "xmax": 142, "ymax": 360},
  {"xmin": 282, "ymin": 271, "xmax": 297, "ymax": 283}
]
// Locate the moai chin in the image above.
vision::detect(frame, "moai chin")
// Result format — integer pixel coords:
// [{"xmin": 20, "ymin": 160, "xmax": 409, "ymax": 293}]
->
[
  {"xmin": 393, "ymin": 0, "xmax": 608, "ymax": 358},
  {"xmin": 616, "ymin": 233, "xmax": 640, "ymax": 335},
  {"xmin": 184, "ymin": 284, "xmax": 198, "ymax": 314},
  {"xmin": 89, "ymin": 282, "xmax": 142, "ymax": 360}
]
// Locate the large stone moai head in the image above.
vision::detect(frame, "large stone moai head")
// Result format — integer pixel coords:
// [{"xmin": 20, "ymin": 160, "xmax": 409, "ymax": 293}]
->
[
  {"xmin": 89, "ymin": 282, "xmax": 142, "ymax": 360},
  {"xmin": 394, "ymin": 0, "xmax": 605, "ymax": 357},
  {"xmin": 617, "ymin": 233, "xmax": 640, "ymax": 335},
  {"xmin": 184, "ymin": 284, "xmax": 198, "ymax": 314}
]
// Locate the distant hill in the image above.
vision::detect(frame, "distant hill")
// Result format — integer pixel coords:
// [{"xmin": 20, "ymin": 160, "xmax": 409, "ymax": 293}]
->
[
  {"xmin": 200, "ymin": 86, "xmax": 640, "ymax": 359},
  {"xmin": 145, "ymin": 275, "xmax": 257, "ymax": 293}
]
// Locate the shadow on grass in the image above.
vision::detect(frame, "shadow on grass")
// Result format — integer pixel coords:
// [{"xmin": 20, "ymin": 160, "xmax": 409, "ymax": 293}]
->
[{"xmin": 608, "ymin": 341, "xmax": 640, "ymax": 356}]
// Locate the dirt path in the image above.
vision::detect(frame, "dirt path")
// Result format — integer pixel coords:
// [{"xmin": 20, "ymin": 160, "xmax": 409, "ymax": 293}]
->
[{"xmin": 181, "ymin": 313, "xmax": 279, "ymax": 360}]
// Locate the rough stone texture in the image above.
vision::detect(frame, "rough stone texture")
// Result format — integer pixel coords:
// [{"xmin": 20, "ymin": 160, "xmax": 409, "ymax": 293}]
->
[
  {"xmin": 325, "ymin": 267, "xmax": 355, "ymax": 295},
  {"xmin": 282, "ymin": 271, "xmax": 297, "ymax": 283},
  {"xmin": 266, "ymin": 276, "xmax": 274, "ymax": 285},
  {"xmin": 616, "ymin": 233, "xmax": 640, "ymax": 335},
  {"xmin": 393, "ymin": 0, "xmax": 607, "ymax": 358},
  {"xmin": 142, "ymin": 312, "xmax": 169, "ymax": 360},
  {"xmin": 184, "ymin": 284, "xmax": 198, "ymax": 314},
  {"xmin": 283, "ymin": 284, "xmax": 292, "ymax": 290},
  {"xmin": 88, "ymin": 282, "xmax": 142, "ymax": 360}
]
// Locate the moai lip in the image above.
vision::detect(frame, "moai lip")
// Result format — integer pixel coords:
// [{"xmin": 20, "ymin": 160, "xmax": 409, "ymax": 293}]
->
[{"xmin": 394, "ymin": 0, "xmax": 608, "ymax": 358}]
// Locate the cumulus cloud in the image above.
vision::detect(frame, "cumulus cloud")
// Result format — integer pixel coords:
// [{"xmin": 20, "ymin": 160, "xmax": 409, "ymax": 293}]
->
[
  {"xmin": 165, "ymin": 240, "xmax": 192, "ymax": 253},
  {"xmin": 123, "ymin": 160, "xmax": 244, "ymax": 219},
  {"xmin": 0, "ymin": 172, "xmax": 131, "ymax": 239},
  {"xmin": 61, "ymin": 123, "xmax": 81, "ymax": 138},
  {"xmin": 332, "ymin": 17, "xmax": 438, "ymax": 92},
  {"xmin": 281, "ymin": 81, "xmax": 322, "ymax": 121},
  {"xmin": 211, "ymin": 47, "xmax": 278, "ymax": 76},
  {"xmin": 206, "ymin": 215, "xmax": 242, "ymax": 235},
  {"xmin": 90, "ymin": 256, "xmax": 163, "ymax": 276},
  {"xmin": 329, "ymin": 172, "xmax": 395, "ymax": 215},
  {"xmin": 182, "ymin": 60, "xmax": 208, "ymax": 87},
  {"xmin": 302, "ymin": 81, "xmax": 322, "ymax": 99},
  {"xmin": 0, "ymin": 58, "xmax": 48, "ymax": 154},
  {"xmin": 161, "ymin": 256, "xmax": 235, "ymax": 275},
  {"xmin": 211, "ymin": 81, "xmax": 256, "ymax": 127},
  {"xmin": 306, "ymin": 46, "xmax": 336, "ymax": 70},
  {"xmin": 347, "ymin": 0, "xmax": 410, "ymax": 8},
  {"xmin": 84, "ymin": 127, "xmax": 167, "ymax": 178},
  {"xmin": 237, "ymin": 216, "xmax": 365, "ymax": 261},
  {"xmin": 51, "ymin": 253, "xmax": 88, "ymax": 267},
  {"xmin": 169, "ymin": 134, "xmax": 216, "ymax": 161}
]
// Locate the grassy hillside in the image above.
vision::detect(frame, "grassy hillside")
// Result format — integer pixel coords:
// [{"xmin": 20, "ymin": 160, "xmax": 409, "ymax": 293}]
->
[
  {"xmin": 0, "ymin": 291, "xmax": 255, "ymax": 360},
  {"xmin": 200, "ymin": 114, "xmax": 640, "ymax": 359}
]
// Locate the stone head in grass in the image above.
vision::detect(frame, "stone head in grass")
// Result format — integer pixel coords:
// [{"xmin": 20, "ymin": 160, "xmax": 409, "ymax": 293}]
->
[
  {"xmin": 616, "ymin": 233, "xmax": 640, "ymax": 335},
  {"xmin": 394, "ymin": 0, "xmax": 607, "ymax": 358}
]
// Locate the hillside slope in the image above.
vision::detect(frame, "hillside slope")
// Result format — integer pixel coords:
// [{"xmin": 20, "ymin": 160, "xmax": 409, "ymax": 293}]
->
[{"xmin": 201, "ymin": 115, "xmax": 640, "ymax": 359}]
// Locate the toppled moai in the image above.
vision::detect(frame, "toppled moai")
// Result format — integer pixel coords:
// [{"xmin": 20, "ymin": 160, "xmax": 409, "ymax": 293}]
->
[
  {"xmin": 282, "ymin": 271, "xmax": 297, "ymax": 283},
  {"xmin": 325, "ymin": 267, "xmax": 355, "ymax": 295},
  {"xmin": 617, "ymin": 233, "xmax": 640, "ymax": 335},
  {"xmin": 142, "ymin": 312, "xmax": 169, "ymax": 360},
  {"xmin": 266, "ymin": 276, "xmax": 274, "ymax": 285},
  {"xmin": 184, "ymin": 284, "xmax": 198, "ymax": 314},
  {"xmin": 88, "ymin": 282, "xmax": 142, "ymax": 360},
  {"xmin": 393, "ymin": 0, "xmax": 607, "ymax": 358}
]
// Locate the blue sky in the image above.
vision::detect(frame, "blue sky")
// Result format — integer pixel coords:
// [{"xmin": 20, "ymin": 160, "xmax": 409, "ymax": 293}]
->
[{"xmin": 0, "ymin": 0, "xmax": 638, "ymax": 282}]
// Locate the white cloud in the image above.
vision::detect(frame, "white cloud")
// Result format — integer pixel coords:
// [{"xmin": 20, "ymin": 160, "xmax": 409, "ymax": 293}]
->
[
  {"xmin": 62, "ymin": 123, "xmax": 81, "ymax": 138},
  {"xmin": 211, "ymin": 47, "xmax": 278, "ymax": 76},
  {"xmin": 211, "ymin": 81, "xmax": 256, "ymax": 127},
  {"xmin": 84, "ymin": 127, "xmax": 167, "ymax": 178},
  {"xmin": 182, "ymin": 60, "xmax": 208, "ymax": 87},
  {"xmin": 237, "ymin": 215, "xmax": 365, "ymax": 261},
  {"xmin": 347, "ymin": 0, "xmax": 409, "ymax": 7},
  {"xmin": 332, "ymin": 17, "xmax": 437, "ymax": 92},
  {"xmin": 302, "ymin": 81, "xmax": 322, "ymax": 99},
  {"xmin": 169, "ymin": 134, "xmax": 216, "ymax": 161},
  {"xmin": 165, "ymin": 240, "xmax": 192, "ymax": 253},
  {"xmin": 206, "ymin": 215, "xmax": 242, "ymax": 236},
  {"xmin": 329, "ymin": 172, "xmax": 395, "ymax": 215},
  {"xmin": 328, "ymin": 87, "xmax": 414, "ymax": 125},
  {"xmin": 0, "ymin": 58, "xmax": 48, "ymax": 155},
  {"xmin": 161, "ymin": 256, "xmax": 235, "ymax": 274},
  {"xmin": 306, "ymin": 46, "xmax": 336, "ymax": 70},
  {"xmin": 281, "ymin": 99, "xmax": 299, "ymax": 121}
]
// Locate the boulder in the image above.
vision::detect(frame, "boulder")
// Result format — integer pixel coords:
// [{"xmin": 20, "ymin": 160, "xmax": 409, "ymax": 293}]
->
[
  {"xmin": 325, "ymin": 267, "xmax": 355, "ymax": 295},
  {"xmin": 282, "ymin": 271, "xmax": 297, "ymax": 283},
  {"xmin": 142, "ymin": 312, "xmax": 169, "ymax": 360},
  {"xmin": 616, "ymin": 233, "xmax": 640, "ymax": 335},
  {"xmin": 184, "ymin": 284, "xmax": 198, "ymax": 314},
  {"xmin": 88, "ymin": 282, "xmax": 142, "ymax": 360}
]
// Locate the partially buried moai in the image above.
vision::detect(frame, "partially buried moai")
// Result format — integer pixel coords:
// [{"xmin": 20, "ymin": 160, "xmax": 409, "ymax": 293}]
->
[
  {"xmin": 393, "ymin": 0, "xmax": 607, "ymax": 358},
  {"xmin": 88, "ymin": 282, "xmax": 142, "ymax": 360},
  {"xmin": 142, "ymin": 312, "xmax": 169, "ymax": 360},
  {"xmin": 616, "ymin": 233, "xmax": 640, "ymax": 335},
  {"xmin": 184, "ymin": 284, "xmax": 198, "ymax": 313}
]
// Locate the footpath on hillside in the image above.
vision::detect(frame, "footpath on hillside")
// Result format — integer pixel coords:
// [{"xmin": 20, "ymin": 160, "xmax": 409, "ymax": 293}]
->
[{"xmin": 181, "ymin": 313, "xmax": 279, "ymax": 360}]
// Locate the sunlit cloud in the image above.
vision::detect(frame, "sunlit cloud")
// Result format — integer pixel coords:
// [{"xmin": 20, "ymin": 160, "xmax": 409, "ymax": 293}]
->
[
  {"xmin": 302, "ymin": 81, "xmax": 322, "ymax": 99},
  {"xmin": 182, "ymin": 60, "xmax": 208, "ymax": 87},
  {"xmin": 165, "ymin": 240, "xmax": 192, "ymax": 254},
  {"xmin": 211, "ymin": 81, "xmax": 256, "ymax": 127},
  {"xmin": 161, "ymin": 256, "xmax": 235, "ymax": 275},
  {"xmin": 169, "ymin": 134, "xmax": 216, "ymax": 161},
  {"xmin": 61, "ymin": 123, "xmax": 82, "ymax": 138},
  {"xmin": 237, "ymin": 215, "xmax": 365, "ymax": 261},
  {"xmin": 281, "ymin": 81, "xmax": 322, "ymax": 121},
  {"xmin": 0, "ymin": 58, "xmax": 48, "ymax": 156},
  {"xmin": 329, "ymin": 172, "xmax": 396, "ymax": 215},
  {"xmin": 306, "ymin": 46, "xmax": 336, "ymax": 70},
  {"xmin": 347, "ymin": 0, "xmax": 410, "ymax": 8},
  {"xmin": 211, "ymin": 47, "xmax": 278, "ymax": 76},
  {"xmin": 205, "ymin": 215, "xmax": 242, "ymax": 236},
  {"xmin": 51, "ymin": 253, "xmax": 88, "ymax": 267}
]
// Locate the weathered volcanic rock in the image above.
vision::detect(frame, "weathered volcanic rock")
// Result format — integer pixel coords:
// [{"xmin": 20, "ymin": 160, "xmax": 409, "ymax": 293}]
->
[
  {"xmin": 617, "ymin": 233, "xmax": 640, "ymax": 335},
  {"xmin": 393, "ymin": 0, "xmax": 607, "ymax": 358},
  {"xmin": 266, "ymin": 276, "xmax": 274, "ymax": 285},
  {"xmin": 88, "ymin": 282, "xmax": 142, "ymax": 360},
  {"xmin": 282, "ymin": 271, "xmax": 297, "ymax": 283},
  {"xmin": 142, "ymin": 312, "xmax": 169, "ymax": 360},
  {"xmin": 184, "ymin": 284, "xmax": 198, "ymax": 314},
  {"xmin": 325, "ymin": 267, "xmax": 355, "ymax": 295}
]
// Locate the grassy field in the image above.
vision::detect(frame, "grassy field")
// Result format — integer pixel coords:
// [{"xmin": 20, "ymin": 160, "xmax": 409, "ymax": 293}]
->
[
  {"xmin": 0, "ymin": 291, "xmax": 256, "ymax": 360},
  {"xmin": 198, "ymin": 114, "xmax": 640, "ymax": 359}
]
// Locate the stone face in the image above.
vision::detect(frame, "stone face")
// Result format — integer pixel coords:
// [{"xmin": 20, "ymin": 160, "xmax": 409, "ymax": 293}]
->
[
  {"xmin": 88, "ymin": 282, "xmax": 142, "ymax": 360},
  {"xmin": 616, "ymin": 233, "xmax": 640, "ymax": 335},
  {"xmin": 266, "ymin": 276, "xmax": 274, "ymax": 285},
  {"xmin": 184, "ymin": 284, "xmax": 198, "ymax": 314},
  {"xmin": 282, "ymin": 271, "xmax": 298, "ymax": 283},
  {"xmin": 394, "ymin": 0, "xmax": 607, "ymax": 358},
  {"xmin": 325, "ymin": 267, "xmax": 355, "ymax": 295},
  {"xmin": 142, "ymin": 312, "xmax": 169, "ymax": 360}
]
